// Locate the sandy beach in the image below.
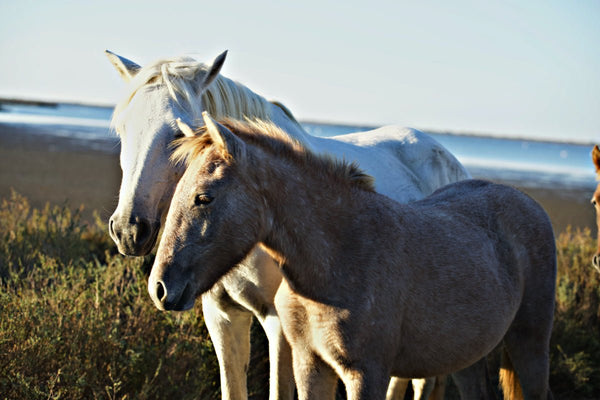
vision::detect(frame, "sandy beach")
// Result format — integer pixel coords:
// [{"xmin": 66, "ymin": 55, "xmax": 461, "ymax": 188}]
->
[
  {"xmin": 0, "ymin": 122, "xmax": 596, "ymax": 235},
  {"xmin": 0, "ymin": 123, "xmax": 121, "ymax": 223}
]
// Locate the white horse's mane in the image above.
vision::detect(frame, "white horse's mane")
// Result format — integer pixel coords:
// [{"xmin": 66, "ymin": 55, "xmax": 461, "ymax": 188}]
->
[
  {"xmin": 172, "ymin": 118, "xmax": 376, "ymax": 193},
  {"xmin": 111, "ymin": 56, "xmax": 291, "ymax": 133}
]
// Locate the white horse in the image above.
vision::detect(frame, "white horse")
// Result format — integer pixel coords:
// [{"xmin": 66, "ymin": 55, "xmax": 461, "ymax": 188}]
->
[{"xmin": 106, "ymin": 50, "xmax": 476, "ymax": 399}]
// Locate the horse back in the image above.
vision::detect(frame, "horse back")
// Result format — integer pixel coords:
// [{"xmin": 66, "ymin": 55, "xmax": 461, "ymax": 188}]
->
[{"xmin": 420, "ymin": 179, "xmax": 557, "ymax": 291}]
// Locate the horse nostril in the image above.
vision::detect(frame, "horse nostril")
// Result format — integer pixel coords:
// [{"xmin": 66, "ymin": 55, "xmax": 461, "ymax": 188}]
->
[
  {"xmin": 593, "ymin": 254, "xmax": 600, "ymax": 269},
  {"xmin": 109, "ymin": 218, "xmax": 121, "ymax": 241},
  {"xmin": 156, "ymin": 281, "xmax": 167, "ymax": 302},
  {"xmin": 134, "ymin": 218, "xmax": 151, "ymax": 243}
]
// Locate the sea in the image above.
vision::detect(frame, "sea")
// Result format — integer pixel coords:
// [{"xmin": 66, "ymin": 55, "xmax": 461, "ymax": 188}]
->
[{"xmin": 0, "ymin": 100, "xmax": 596, "ymax": 192}]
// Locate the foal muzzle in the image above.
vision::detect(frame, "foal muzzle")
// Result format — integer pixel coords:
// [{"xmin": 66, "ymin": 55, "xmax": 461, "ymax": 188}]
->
[{"xmin": 148, "ymin": 269, "xmax": 196, "ymax": 311}]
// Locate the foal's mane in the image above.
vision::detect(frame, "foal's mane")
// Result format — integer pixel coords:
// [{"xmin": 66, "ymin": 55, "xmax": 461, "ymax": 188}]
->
[
  {"xmin": 172, "ymin": 119, "xmax": 376, "ymax": 192},
  {"xmin": 110, "ymin": 56, "xmax": 300, "ymax": 133}
]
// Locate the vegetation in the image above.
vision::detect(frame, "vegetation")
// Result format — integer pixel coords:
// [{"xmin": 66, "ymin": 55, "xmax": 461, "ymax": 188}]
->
[
  {"xmin": 551, "ymin": 227, "xmax": 600, "ymax": 398},
  {"xmin": 0, "ymin": 192, "xmax": 269, "ymax": 400},
  {"xmin": 0, "ymin": 191, "xmax": 599, "ymax": 399}
]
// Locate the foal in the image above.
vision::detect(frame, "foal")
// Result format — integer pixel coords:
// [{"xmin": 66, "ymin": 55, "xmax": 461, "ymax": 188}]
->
[{"xmin": 150, "ymin": 114, "xmax": 556, "ymax": 400}]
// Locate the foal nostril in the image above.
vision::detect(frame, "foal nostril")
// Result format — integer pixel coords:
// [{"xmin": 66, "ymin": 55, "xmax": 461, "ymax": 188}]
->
[
  {"xmin": 156, "ymin": 281, "xmax": 167, "ymax": 302},
  {"xmin": 593, "ymin": 254, "xmax": 600, "ymax": 270}
]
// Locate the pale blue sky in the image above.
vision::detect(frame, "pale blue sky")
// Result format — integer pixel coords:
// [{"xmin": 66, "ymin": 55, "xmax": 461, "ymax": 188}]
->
[{"xmin": 0, "ymin": 0, "xmax": 598, "ymax": 143}]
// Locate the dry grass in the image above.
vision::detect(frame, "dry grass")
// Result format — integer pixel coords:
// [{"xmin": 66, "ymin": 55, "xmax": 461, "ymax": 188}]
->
[{"xmin": 1, "ymin": 191, "xmax": 598, "ymax": 399}]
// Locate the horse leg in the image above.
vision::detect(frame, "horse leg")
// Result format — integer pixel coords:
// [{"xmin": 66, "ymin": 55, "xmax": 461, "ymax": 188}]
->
[
  {"xmin": 501, "ymin": 332, "xmax": 553, "ymax": 400},
  {"xmin": 292, "ymin": 349, "xmax": 338, "ymax": 400},
  {"xmin": 499, "ymin": 255, "xmax": 554, "ymax": 400},
  {"xmin": 385, "ymin": 377, "xmax": 409, "ymax": 400},
  {"xmin": 202, "ymin": 290, "xmax": 253, "ymax": 400},
  {"xmin": 410, "ymin": 378, "xmax": 433, "ymax": 400},
  {"xmin": 342, "ymin": 367, "xmax": 391, "ymax": 400},
  {"xmin": 385, "ymin": 377, "xmax": 443, "ymax": 400},
  {"xmin": 257, "ymin": 312, "xmax": 295, "ymax": 400},
  {"xmin": 451, "ymin": 358, "xmax": 497, "ymax": 399},
  {"xmin": 427, "ymin": 376, "xmax": 447, "ymax": 400},
  {"xmin": 413, "ymin": 377, "xmax": 446, "ymax": 400}
]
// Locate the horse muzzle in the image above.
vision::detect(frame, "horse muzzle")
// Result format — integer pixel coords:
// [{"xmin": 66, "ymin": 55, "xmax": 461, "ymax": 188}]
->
[
  {"xmin": 148, "ymin": 268, "xmax": 196, "ymax": 311},
  {"xmin": 109, "ymin": 214, "xmax": 160, "ymax": 256}
]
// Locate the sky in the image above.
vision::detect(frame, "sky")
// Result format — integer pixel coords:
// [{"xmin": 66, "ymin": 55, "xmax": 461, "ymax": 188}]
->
[{"xmin": 0, "ymin": 0, "xmax": 598, "ymax": 143}]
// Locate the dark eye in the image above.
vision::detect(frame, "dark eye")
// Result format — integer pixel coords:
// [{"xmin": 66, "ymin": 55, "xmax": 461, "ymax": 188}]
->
[{"xmin": 194, "ymin": 194, "xmax": 213, "ymax": 206}]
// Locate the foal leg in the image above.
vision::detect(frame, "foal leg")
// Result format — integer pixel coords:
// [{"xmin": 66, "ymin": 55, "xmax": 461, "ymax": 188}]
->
[
  {"xmin": 500, "ymin": 258, "xmax": 555, "ymax": 399},
  {"xmin": 342, "ymin": 367, "xmax": 391, "ymax": 400},
  {"xmin": 257, "ymin": 311, "xmax": 295, "ymax": 400},
  {"xmin": 202, "ymin": 291, "xmax": 253, "ymax": 400},
  {"xmin": 426, "ymin": 376, "xmax": 447, "ymax": 400},
  {"xmin": 451, "ymin": 358, "xmax": 496, "ymax": 400},
  {"xmin": 292, "ymin": 350, "xmax": 338, "ymax": 400},
  {"xmin": 502, "ymin": 331, "xmax": 553, "ymax": 400}
]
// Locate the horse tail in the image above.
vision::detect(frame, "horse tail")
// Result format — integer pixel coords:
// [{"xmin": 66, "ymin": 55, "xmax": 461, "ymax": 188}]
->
[{"xmin": 499, "ymin": 346, "xmax": 524, "ymax": 400}]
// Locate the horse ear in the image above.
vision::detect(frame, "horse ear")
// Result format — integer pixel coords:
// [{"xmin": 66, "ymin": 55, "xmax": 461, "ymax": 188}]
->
[
  {"xmin": 175, "ymin": 118, "xmax": 197, "ymax": 138},
  {"xmin": 105, "ymin": 50, "xmax": 141, "ymax": 82},
  {"xmin": 202, "ymin": 111, "xmax": 245, "ymax": 161},
  {"xmin": 203, "ymin": 50, "xmax": 228, "ymax": 87},
  {"xmin": 593, "ymin": 145, "xmax": 600, "ymax": 174}
]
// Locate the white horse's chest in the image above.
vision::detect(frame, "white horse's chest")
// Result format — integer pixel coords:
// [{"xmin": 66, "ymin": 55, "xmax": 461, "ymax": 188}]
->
[{"xmin": 219, "ymin": 247, "xmax": 283, "ymax": 317}]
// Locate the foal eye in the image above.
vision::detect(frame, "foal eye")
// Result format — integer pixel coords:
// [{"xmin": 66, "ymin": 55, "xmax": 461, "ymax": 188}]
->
[{"xmin": 194, "ymin": 194, "xmax": 213, "ymax": 206}]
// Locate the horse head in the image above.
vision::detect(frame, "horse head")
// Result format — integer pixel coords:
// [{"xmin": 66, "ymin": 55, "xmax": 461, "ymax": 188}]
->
[
  {"xmin": 592, "ymin": 145, "xmax": 600, "ymax": 272},
  {"xmin": 148, "ymin": 113, "xmax": 266, "ymax": 311},
  {"xmin": 106, "ymin": 50, "xmax": 227, "ymax": 256}
]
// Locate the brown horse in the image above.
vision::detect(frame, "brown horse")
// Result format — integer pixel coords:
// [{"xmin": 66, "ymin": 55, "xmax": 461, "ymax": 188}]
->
[
  {"xmin": 592, "ymin": 145, "xmax": 600, "ymax": 272},
  {"xmin": 149, "ymin": 113, "xmax": 556, "ymax": 400}
]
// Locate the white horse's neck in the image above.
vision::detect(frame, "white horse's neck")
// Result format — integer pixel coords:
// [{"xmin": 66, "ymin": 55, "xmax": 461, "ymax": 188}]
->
[
  {"xmin": 203, "ymin": 74, "xmax": 314, "ymax": 146},
  {"xmin": 266, "ymin": 101, "xmax": 315, "ymax": 147}
]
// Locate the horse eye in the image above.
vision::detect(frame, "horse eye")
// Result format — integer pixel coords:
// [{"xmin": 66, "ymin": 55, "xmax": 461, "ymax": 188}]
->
[{"xmin": 194, "ymin": 194, "xmax": 213, "ymax": 206}]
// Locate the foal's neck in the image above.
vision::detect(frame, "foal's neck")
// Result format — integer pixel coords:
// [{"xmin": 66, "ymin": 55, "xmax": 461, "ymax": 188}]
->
[{"xmin": 256, "ymin": 150, "xmax": 382, "ymax": 298}]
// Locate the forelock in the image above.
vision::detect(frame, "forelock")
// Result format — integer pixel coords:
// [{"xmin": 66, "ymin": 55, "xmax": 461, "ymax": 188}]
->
[{"xmin": 111, "ymin": 56, "xmax": 210, "ymax": 135}]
